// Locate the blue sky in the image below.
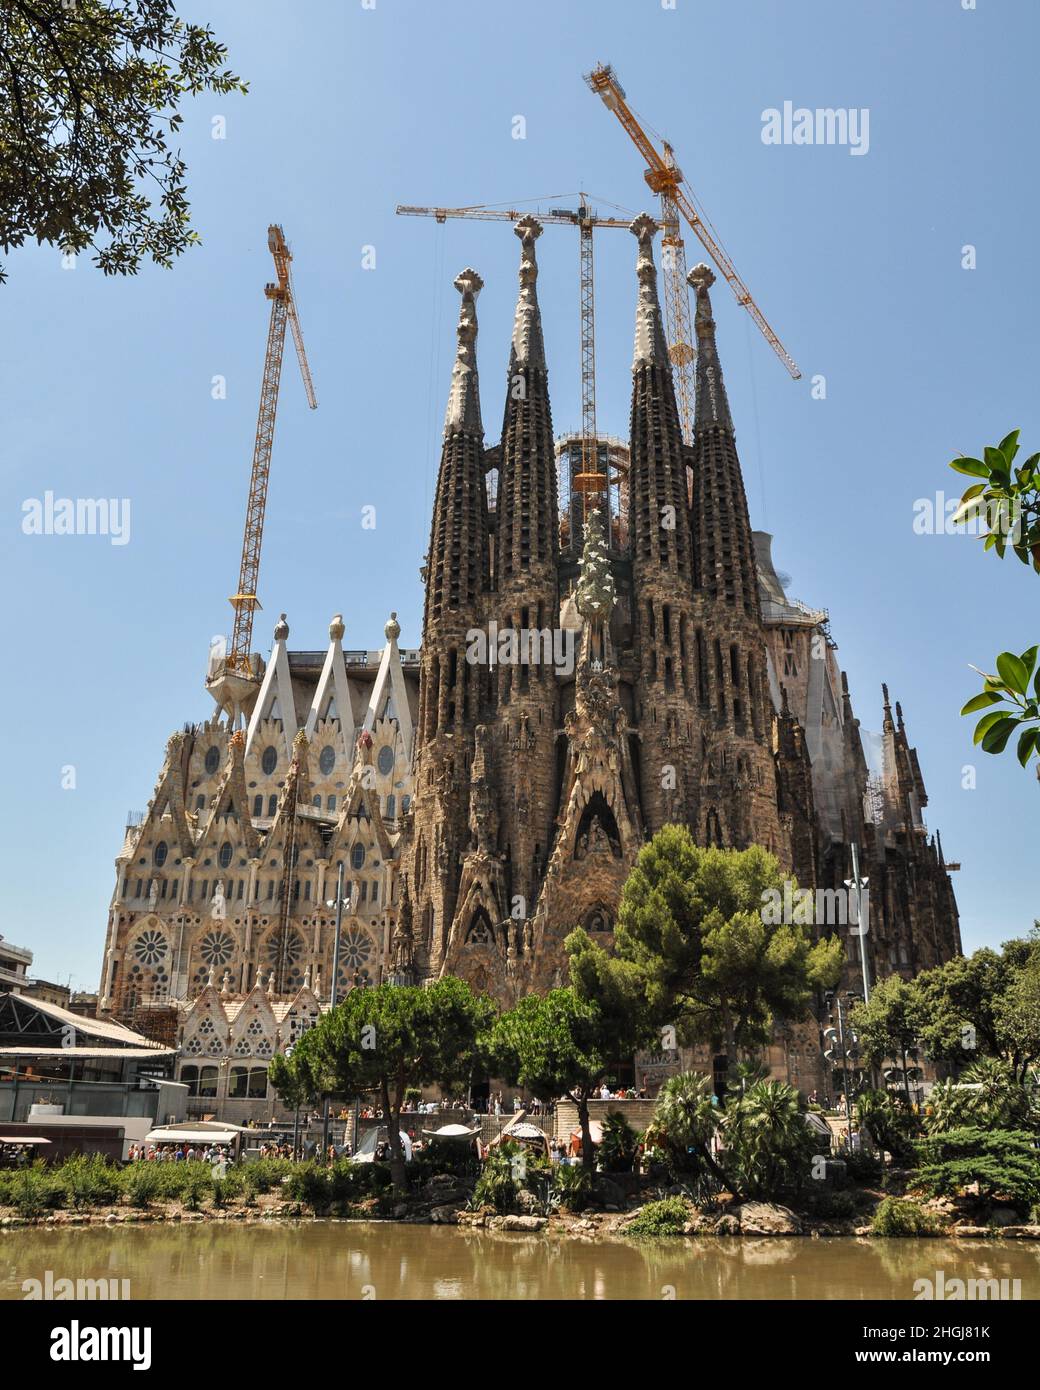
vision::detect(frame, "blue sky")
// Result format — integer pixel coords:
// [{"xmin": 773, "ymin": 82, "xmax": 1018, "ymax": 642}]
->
[{"xmin": 2, "ymin": 0, "xmax": 1037, "ymax": 989}]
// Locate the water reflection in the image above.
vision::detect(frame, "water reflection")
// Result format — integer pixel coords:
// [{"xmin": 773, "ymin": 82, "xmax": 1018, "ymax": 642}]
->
[{"xmin": 2, "ymin": 1225, "xmax": 1037, "ymax": 1301}]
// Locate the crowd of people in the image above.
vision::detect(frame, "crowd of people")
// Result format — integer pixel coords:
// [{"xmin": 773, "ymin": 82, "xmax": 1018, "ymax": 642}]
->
[{"xmin": 126, "ymin": 1143, "xmax": 232, "ymax": 1164}]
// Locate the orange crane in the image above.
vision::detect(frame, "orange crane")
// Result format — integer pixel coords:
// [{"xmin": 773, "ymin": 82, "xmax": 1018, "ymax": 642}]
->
[
  {"xmin": 223, "ymin": 225, "xmax": 317, "ymax": 689},
  {"xmin": 397, "ymin": 196, "xmax": 665, "ymax": 527},
  {"xmin": 585, "ymin": 63, "xmax": 801, "ymax": 443}
]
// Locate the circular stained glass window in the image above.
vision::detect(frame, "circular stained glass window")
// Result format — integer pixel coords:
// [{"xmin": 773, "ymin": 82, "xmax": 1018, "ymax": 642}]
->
[
  {"xmin": 350, "ymin": 843, "xmax": 366, "ymax": 871},
  {"xmin": 340, "ymin": 927, "xmax": 372, "ymax": 969},
  {"xmin": 377, "ymin": 745, "xmax": 395, "ymax": 776},
  {"xmin": 204, "ymin": 746, "xmax": 220, "ymax": 776},
  {"xmin": 153, "ymin": 841, "xmax": 168, "ymax": 868},
  {"xmin": 261, "ymin": 745, "xmax": 278, "ymax": 776},
  {"xmin": 218, "ymin": 841, "xmax": 233, "ymax": 869},
  {"xmin": 134, "ymin": 929, "xmax": 168, "ymax": 966},
  {"xmin": 319, "ymin": 745, "xmax": 336, "ymax": 776},
  {"xmin": 200, "ymin": 930, "xmax": 234, "ymax": 967}
]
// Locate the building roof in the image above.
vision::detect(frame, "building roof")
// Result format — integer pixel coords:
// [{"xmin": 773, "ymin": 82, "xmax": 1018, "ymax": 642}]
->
[{"xmin": 1, "ymin": 991, "xmax": 168, "ymax": 1051}]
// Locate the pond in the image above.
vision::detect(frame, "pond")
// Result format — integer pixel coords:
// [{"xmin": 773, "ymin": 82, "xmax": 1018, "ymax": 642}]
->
[{"xmin": 3, "ymin": 1223, "xmax": 1038, "ymax": 1300}]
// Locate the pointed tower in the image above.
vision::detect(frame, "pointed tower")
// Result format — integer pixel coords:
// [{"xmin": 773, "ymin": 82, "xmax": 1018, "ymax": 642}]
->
[
  {"xmin": 492, "ymin": 217, "xmax": 560, "ymax": 919},
  {"xmin": 627, "ymin": 213, "xmax": 699, "ymax": 831},
  {"xmin": 410, "ymin": 269, "xmax": 490, "ymax": 972}
]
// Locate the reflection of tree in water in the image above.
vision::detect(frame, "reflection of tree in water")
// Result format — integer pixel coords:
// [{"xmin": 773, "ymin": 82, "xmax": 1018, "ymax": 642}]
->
[{"xmin": 5, "ymin": 1226, "xmax": 1040, "ymax": 1301}]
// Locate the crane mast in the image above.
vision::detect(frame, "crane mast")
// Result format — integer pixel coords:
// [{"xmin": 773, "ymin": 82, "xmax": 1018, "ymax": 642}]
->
[
  {"xmin": 585, "ymin": 61, "xmax": 801, "ymax": 446},
  {"xmin": 223, "ymin": 226, "xmax": 316, "ymax": 695}
]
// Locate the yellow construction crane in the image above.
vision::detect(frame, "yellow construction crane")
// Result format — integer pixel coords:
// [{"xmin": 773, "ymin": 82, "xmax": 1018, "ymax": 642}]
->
[
  {"xmin": 585, "ymin": 63, "xmax": 801, "ymax": 443},
  {"xmin": 398, "ymin": 196, "xmax": 664, "ymax": 527},
  {"xmin": 224, "ymin": 225, "xmax": 316, "ymax": 687}
]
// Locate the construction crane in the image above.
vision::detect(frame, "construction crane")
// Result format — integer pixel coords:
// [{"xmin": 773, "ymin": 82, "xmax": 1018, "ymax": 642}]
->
[
  {"xmin": 585, "ymin": 63, "xmax": 801, "ymax": 444},
  {"xmin": 214, "ymin": 225, "xmax": 317, "ymax": 717},
  {"xmin": 397, "ymin": 196, "xmax": 665, "ymax": 530}
]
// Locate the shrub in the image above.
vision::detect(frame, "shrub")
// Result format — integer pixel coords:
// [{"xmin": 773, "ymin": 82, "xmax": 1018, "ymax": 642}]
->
[
  {"xmin": 554, "ymin": 1163, "xmax": 594, "ymax": 1213},
  {"xmin": 913, "ymin": 1128, "xmax": 1040, "ymax": 1213},
  {"xmin": 598, "ymin": 1110, "xmax": 638, "ymax": 1174},
  {"xmin": 804, "ymin": 1188, "xmax": 860, "ymax": 1221},
  {"xmin": 123, "ymin": 1163, "xmax": 161, "ymax": 1209},
  {"xmin": 60, "ymin": 1155, "xmax": 121, "ymax": 1209},
  {"xmin": 284, "ymin": 1161, "xmax": 332, "ymax": 1214},
  {"xmin": 9, "ymin": 1162, "xmax": 64, "ymax": 1218},
  {"xmin": 181, "ymin": 1165, "xmax": 213, "ymax": 1211},
  {"xmin": 843, "ymin": 1150, "xmax": 883, "ymax": 1184},
  {"xmin": 626, "ymin": 1197, "xmax": 691, "ymax": 1237},
  {"xmin": 470, "ymin": 1144, "xmax": 519, "ymax": 1213},
  {"xmin": 243, "ymin": 1157, "xmax": 294, "ymax": 1197},
  {"xmin": 870, "ymin": 1197, "xmax": 939, "ymax": 1237}
]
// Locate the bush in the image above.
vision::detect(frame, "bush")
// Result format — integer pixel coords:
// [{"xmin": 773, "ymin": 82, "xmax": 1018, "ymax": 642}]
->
[
  {"xmin": 912, "ymin": 1128, "xmax": 1040, "ymax": 1213},
  {"xmin": 123, "ymin": 1163, "xmax": 161, "ymax": 1209},
  {"xmin": 554, "ymin": 1163, "xmax": 594, "ymax": 1213},
  {"xmin": 598, "ymin": 1111, "xmax": 638, "ymax": 1174},
  {"xmin": 243, "ymin": 1156, "xmax": 294, "ymax": 1197},
  {"xmin": 60, "ymin": 1155, "xmax": 121, "ymax": 1209},
  {"xmin": 804, "ymin": 1188, "xmax": 860, "ymax": 1221},
  {"xmin": 470, "ymin": 1145, "xmax": 519, "ymax": 1213},
  {"xmin": 843, "ymin": 1150, "xmax": 883, "ymax": 1184},
  {"xmin": 8, "ymin": 1162, "xmax": 64, "ymax": 1218},
  {"xmin": 284, "ymin": 1161, "xmax": 332, "ymax": 1213},
  {"xmin": 626, "ymin": 1197, "xmax": 691, "ymax": 1237},
  {"xmin": 870, "ymin": 1197, "xmax": 939, "ymax": 1237},
  {"xmin": 722, "ymin": 1080, "xmax": 817, "ymax": 1200}
]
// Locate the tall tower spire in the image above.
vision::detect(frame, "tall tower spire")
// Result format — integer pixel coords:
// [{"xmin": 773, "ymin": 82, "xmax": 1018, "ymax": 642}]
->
[
  {"xmin": 411, "ymin": 268, "xmax": 490, "ymax": 972},
  {"xmin": 627, "ymin": 213, "xmax": 698, "ymax": 831},
  {"xmin": 687, "ymin": 262, "xmax": 758, "ymax": 616},
  {"xmin": 493, "ymin": 216, "xmax": 559, "ymax": 920}
]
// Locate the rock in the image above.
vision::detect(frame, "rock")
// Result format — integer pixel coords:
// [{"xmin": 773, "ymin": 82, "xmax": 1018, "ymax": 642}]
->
[
  {"xmin": 456, "ymin": 1210, "xmax": 486, "ymax": 1228},
  {"xmin": 429, "ymin": 1204, "xmax": 460, "ymax": 1225},
  {"xmin": 953, "ymin": 1226, "xmax": 991, "ymax": 1238},
  {"xmin": 682, "ymin": 1213, "xmax": 716, "ymax": 1235},
  {"xmin": 516, "ymin": 1189, "xmax": 542, "ymax": 1215},
  {"xmin": 734, "ymin": 1202, "xmax": 803, "ymax": 1236},
  {"xmin": 1004, "ymin": 1225, "xmax": 1040, "ymax": 1239},
  {"xmin": 987, "ymin": 1207, "xmax": 1020, "ymax": 1228},
  {"xmin": 392, "ymin": 1203, "xmax": 410, "ymax": 1220},
  {"xmin": 500, "ymin": 1214, "xmax": 547, "ymax": 1232},
  {"xmin": 715, "ymin": 1214, "xmax": 741, "ymax": 1236},
  {"xmin": 594, "ymin": 1178, "xmax": 626, "ymax": 1208}
]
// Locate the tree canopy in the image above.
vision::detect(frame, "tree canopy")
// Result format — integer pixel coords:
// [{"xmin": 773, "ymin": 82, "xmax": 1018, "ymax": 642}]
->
[
  {"xmin": 0, "ymin": 0, "xmax": 245, "ymax": 281},
  {"xmin": 612, "ymin": 825, "xmax": 843, "ymax": 1068}
]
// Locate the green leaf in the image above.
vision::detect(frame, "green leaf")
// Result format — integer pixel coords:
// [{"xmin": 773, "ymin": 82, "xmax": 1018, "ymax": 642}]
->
[
  {"xmin": 996, "ymin": 651, "xmax": 1029, "ymax": 695},
  {"xmin": 1016, "ymin": 728, "xmax": 1038, "ymax": 767},
  {"xmin": 950, "ymin": 456, "xmax": 989, "ymax": 479},
  {"xmin": 981, "ymin": 717, "xmax": 1019, "ymax": 754},
  {"xmin": 972, "ymin": 711, "xmax": 1006, "ymax": 745},
  {"xmin": 998, "ymin": 429, "xmax": 1021, "ymax": 465},
  {"xmin": 960, "ymin": 692, "xmax": 1003, "ymax": 715},
  {"xmin": 1019, "ymin": 645, "xmax": 1038, "ymax": 681}
]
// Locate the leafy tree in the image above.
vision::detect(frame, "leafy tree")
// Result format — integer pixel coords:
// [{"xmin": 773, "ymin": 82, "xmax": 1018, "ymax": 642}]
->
[
  {"xmin": 274, "ymin": 978, "xmax": 494, "ymax": 1194},
  {"xmin": 597, "ymin": 1109, "xmax": 638, "ymax": 1174},
  {"xmin": 849, "ymin": 974, "xmax": 924, "ymax": 1111},
  {"xmin": 613, "ymin": 826, "xmax": 842, "ymax": 1072},
  {"xmin": 914, "ymin": 935, "xmax": 1040, "ymax": 1081},
  {"xmin": 949, "ymin": 431, "xmax": 1040, "ymax": 772},
  {"xmin": 490, "ymin": 988, "xmax": 619, "ymax": 1173},
  {"xmin": 0, "ymin": 0, "xmax": 246, "ymax": 281}
]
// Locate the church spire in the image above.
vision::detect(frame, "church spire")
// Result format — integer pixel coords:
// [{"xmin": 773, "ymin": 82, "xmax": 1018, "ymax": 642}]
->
[
  {"xmin": 443, "ymin": 268, "xmax": 484, "ymax": 438},
  {"xmin": 631, "ymin": 212, "xmax": 670, "ymax": 368},
  {"xmin": 496, "ymin": 216, "xmax": 558, "ymax": 588},
  {"xmin": 688, "ymin": 263, "xmax": 734, "ymax": 432}
]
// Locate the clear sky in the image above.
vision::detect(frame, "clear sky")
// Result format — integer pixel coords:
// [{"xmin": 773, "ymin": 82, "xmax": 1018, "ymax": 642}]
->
[{"xmin": 2, "ymin": 0, "xmax": 1037, "ymax": 989}]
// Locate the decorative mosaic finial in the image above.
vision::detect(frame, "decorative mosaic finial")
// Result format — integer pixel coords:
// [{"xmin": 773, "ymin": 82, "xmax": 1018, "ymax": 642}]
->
[{"xmin": 443, "ymin": 268, "xmax": 484, "ymax": 436}]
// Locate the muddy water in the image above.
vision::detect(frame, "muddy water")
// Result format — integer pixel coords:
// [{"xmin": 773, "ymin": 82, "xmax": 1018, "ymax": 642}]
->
[{"xmin": 3, "ymin": 1223, "xmax": 1039, "ymax": 1300}]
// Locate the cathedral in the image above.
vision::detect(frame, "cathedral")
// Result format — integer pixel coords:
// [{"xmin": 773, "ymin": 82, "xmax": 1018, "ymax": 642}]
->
[{"xmin": 97, "ymin": 211, "xmax": 960, "ymax": 1109}]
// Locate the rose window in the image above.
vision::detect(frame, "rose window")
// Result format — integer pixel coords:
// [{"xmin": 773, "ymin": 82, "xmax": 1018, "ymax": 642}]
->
[
  {"xmin": 200, "ymin": 931, "xmax": 234, "ymax": 968},
  {"xmin": 134, "ymin": 929, "xmax": 168, "ymax": 966}
]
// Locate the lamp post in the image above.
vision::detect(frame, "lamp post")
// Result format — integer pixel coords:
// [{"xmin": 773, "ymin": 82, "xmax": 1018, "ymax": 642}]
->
[
  {"xmin": 845, "ymin": 841, "xmax": 871, "ymax": 1004},
  {"xmin": 321, "ymin": 865, "xmax": 350, "ymax": 1156}
]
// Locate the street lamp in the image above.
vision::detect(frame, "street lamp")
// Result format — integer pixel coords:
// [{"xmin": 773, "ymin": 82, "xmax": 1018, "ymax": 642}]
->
[
  {"xmin": 321, "ymin": 865, "xmax": 351, "ymax": 1155},
  {"xmin": 845, "ymin": 841, "xmax": 871, "ymax": 1004}
]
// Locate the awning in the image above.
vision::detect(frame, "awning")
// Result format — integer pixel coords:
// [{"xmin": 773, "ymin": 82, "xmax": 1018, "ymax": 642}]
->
[
  {"xmin": 0, "ymin": 1135, "xmax": 52, "ymax": 1144},
  {"xmin": 143, "ymin": 1128, "xmax": 240, "ymax": 1146},
  {"xmin": 422, "ymin": 1124, "xmax": 479, "ymax": 1141},
  {"xmin": 570, "ymin": 1121, "xmax": 604, "ymax": 1145}
]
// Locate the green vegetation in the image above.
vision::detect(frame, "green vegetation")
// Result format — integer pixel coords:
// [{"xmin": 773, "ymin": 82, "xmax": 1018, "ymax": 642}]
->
[
  {"xmin": 870, "ymin": 1197, "xmax": 939, "ymax": 1237},
  {"xmin": 610, "ymin": 828, "xmax": 842, "ymax": 1071},
  {"xmin": 913, "ymin": 1128, "xmax": 1040, "ymax": 1214},
  {"xmin": 949, "ymin": 431, "xmax": 1040, "ymax": 771},
  {"xmin": 625, "ymin": 1196, "xmax": 691, "ymax": 1237},
  {"xmin": 0, "ymin": 0, "xmax": 246, "ymax": 281}
]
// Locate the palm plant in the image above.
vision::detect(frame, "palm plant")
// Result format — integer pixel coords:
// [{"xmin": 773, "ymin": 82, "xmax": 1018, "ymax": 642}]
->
[
  {"xmin": 722, "ymin": 1080, "xmax": 816, "ymax": 1200},
  {"xmin": 646, "ymin": 1072, "xmax": 730, "ymax": 1193}
]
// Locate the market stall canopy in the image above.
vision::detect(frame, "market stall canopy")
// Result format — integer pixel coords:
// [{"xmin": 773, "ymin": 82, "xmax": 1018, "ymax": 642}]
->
[
  {"xmin": 570, "ymin": 1120, "xmax": 604, "ymax": 1146},
  {"xmin": 143, "ymin": 1128, "xmax": 241, "ymax": 1146},
  {"xmin": 423, "ymin": 1123, "xmax": 480, "ymax": 1141}
]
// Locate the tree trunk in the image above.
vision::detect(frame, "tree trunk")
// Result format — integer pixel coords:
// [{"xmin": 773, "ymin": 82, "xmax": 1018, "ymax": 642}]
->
[
  {"xmin": 901, "ymin": 1046, "xmax": 913, "ymax": 1113},
  {"xmin": 381, "ymin": 1077, "xmax": 407, "ymax": 1197},
  {"xmin": 577, "ymin": 1092, "xmax": 595, "ymax": 1174},
  {"xmin": 721, "ymin": 1005, "xmax": 738, "ymax": 1081}
]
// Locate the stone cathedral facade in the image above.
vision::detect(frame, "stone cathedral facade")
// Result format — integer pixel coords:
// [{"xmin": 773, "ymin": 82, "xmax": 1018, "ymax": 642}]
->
[{"xmin": 98, "ymin": 211, "xmax": 960, "ymax": 1103}]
